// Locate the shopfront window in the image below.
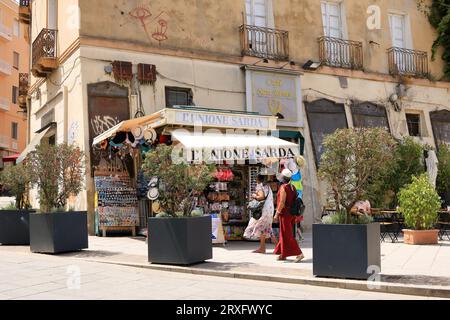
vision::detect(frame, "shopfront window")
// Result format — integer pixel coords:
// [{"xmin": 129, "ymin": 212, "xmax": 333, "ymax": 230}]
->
[{"xmin": 165, "ymin": 87, "xmax": 193, "ymax": 107}]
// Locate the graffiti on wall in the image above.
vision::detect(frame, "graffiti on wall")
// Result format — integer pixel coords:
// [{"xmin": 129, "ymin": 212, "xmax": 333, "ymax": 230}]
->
[
  {"xmin": 68, "ymin": 121, "xmax": 80, "ymax": 145},
  {"xmin": 116, "ymin": 2, "xmax": 170, "ymax": 44},
  {"xmin": 90, "ymin": 115, "xmax": 121, "ymax": 136}
]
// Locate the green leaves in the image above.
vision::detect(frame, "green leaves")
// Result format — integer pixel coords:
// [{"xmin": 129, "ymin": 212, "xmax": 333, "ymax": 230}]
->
[
  {"xmin": 142, "ymin": 145, "xmax": 214, "ymax": 217},
  {"xmin": 0, "ymin": 163, "xmax": 33, "ymax": 210},
  {"xmin": 318, "ymin": 127, "xmax": 396, "ymax": 221},
  {"xmin": 27, "ymin": 143, "xmax": 85, "ymax": 213},
  {"xmin": 436, "ymin": 144, "xmax": 450, "ymax": 198},
  {"xmin": 398, "ymin": 174, "xmax": 441, "ymax": 230}
]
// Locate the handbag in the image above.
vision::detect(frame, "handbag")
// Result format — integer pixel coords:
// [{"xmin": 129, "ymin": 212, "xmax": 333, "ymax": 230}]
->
[{"xmin": 247, "ymin": 186, "xmax": 269, "ymax": 220}]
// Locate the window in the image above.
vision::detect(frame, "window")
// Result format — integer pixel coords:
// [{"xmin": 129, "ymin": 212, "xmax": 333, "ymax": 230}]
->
[
  {"xmin": 13, "ymin": 19, "xmax": 19, "ymax": 37},
  {"xmin": 47, "ymin": 0, "xmax": 58, "ymax": 29},
  {"xmin": 246, "ymin": 0, "xmax": 268, "ymax": 27},
  {"xmin": 13, "ymin": 52, "xmax": 19, "ymax": 70},
  {"xmin": 11, "ymin": 122, "xmax": 18, "ymax": 140},
  {"xmin": 12, "ymin": 86, "xmax": 18, "ymax": 104},
  {"xmin": 321, "ymin": 1, "xmax": 343, "ymax": 38},
  {"xmin": 165, "ymin": 87, "xmax": 193, "ymax": 107},
  {"xmin": 389, "ymin": 14, "xmax": 406, "ymax": 48},
  {"xmin": 406, "ymin": 114, "xmax": 421, "ymax": 137}
]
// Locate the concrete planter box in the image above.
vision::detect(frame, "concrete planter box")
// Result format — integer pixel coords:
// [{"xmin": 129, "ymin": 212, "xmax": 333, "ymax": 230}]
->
[
  {"xmin": 30, "ymin": 212, "xmax": 88, "ymax": 254},
  {"xmin": 0, "ymin": 210, "xmax": 34, "ymax": 245},
  {"xmin": 403, "ymin": 229, "xmax": 439, "ymax": 245},
  {"xmin": 148, "ymin": 215, "xmax": 212, "ymax": 265},
  {"xmin": 313, "ymin": 223, "xmax": 381, "ymax": 280}
]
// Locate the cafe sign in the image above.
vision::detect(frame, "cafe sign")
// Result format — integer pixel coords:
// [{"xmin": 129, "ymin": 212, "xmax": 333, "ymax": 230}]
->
[{"xmin": 246, "ymin": 69, "xmax": 303, "ymax": 127}]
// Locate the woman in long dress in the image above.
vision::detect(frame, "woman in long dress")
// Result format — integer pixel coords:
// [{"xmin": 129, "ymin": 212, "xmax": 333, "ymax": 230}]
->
[
  {"xmin": 274, "ymin": 169, "xmax": 304, "ymax": 262},
  {"xmin": 244, "ymin": 175, "xmax": 275, "ymax": 254}
]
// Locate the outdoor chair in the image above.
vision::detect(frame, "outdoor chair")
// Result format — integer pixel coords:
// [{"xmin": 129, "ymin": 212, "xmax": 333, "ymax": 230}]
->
[
  {"xmin": 373, "ymin": 212, "xmax": 401, "ymax": 243},
  {"xmin": 437, "ymin": 211, "xmax": 450, "ymax": 241}
]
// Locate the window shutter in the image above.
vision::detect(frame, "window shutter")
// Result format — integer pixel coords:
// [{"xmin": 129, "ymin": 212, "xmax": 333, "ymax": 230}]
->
[
  {"xmin": 137, "ymin": 63, "xmax": 156, "ymax": 84},
  {"xmin": 112, "ymin": 61, "xmax": 133, "ymax": 81}
]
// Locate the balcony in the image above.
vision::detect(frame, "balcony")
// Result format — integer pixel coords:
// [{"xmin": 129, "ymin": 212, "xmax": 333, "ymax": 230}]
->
[
  {"xmin": 318, "ymin": 36, "xmax": 363, "ymax": 70},
  {"xmin": 0, "ymin": 22, "xmax": 12, "ymax": 41},
  {"xmin": 0, "ymin": 59, "xmax": 12, "ymax": 76},
  {"xmin": 19, "ymin": 0, "xmax": 31, "ymax": 25},
  {"xmin": 0, "ymin": 135, "xmax": 9, "ymax": 149},
  {"xmin": 240, "ymin": 24, "xmax": 289, "ymax": 61},
  {"xmin": 388, "ymin": 47, "xmax": 428, "ymax": 78},
  {"xmin": 32, "ymin": 28, "xmax": 58, "ymax": 77},
  {"xmin": 18, "ymin": 73, "xmax": 29, "ymax": 111},
  {"xmin": 0, "ymin": 97, "xmax": 10, "ymax": 112}
]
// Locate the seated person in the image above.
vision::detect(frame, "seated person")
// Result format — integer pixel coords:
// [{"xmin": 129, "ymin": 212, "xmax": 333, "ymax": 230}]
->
[{"xmin": 351, "ymin": 200, "xmax": 371, "ymax": 216}]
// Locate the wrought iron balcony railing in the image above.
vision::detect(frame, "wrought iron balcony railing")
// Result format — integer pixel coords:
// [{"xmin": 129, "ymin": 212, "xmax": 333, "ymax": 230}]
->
[
  {"xmin": 32, "ymin": 28, "xmax": 58, "ymax": 77},
  {"xmin": 388, "ymin": 47, "xmax": 428, "ymax": 78},
  {"xmin": 240, "ymin": 24, "xmax": 289, "ymax": 61},
  {"xmin": 318, "ymin": 36, "xmax": 363, "ymax": 70},
  {"xmin": 19, "ymin": 0, "xmax": 31, "ymax": 25}
]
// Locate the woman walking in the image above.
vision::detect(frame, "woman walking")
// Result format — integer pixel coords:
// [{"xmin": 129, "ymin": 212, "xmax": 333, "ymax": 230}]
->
[
  {"xmin": 274, "ymin": 169, "xmax": 304, "ymax": 262},
  {"xmin": 244, "ymin": 175, "xmax": 275, "ymax": 254}
]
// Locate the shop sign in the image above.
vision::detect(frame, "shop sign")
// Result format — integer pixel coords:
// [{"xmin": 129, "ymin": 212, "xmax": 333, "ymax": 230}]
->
[
  {"xmin": 172, "ymin": 110, "xmax": 273, "ymax": 130},
  {"xmin": 247, "ymin": 70, "xmax": 303, "ymax": 127},
  {"xmin": 185, "ymin": 146, "xmax": 298, "ymax": 163}
]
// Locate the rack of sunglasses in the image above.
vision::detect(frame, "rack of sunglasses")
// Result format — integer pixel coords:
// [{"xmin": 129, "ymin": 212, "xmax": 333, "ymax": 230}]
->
[{"xmin": 94, "ymin": 175, "xmax": 139, "ymax": 228}]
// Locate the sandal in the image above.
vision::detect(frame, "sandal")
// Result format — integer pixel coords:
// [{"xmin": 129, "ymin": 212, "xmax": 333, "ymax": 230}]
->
[
  {"xmin": 294, "ymin": 254, "xmax": 305, "ymax": 263},
  {"xmin": 277, "ymin": 255, "xmax": 286, "ymax": 261}
]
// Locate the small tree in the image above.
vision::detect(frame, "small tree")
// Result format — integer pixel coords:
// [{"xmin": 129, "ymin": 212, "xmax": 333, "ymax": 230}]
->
[
  {"xmin": 0, "ymin": 163, "xmax": 33, "ymax": 210},
  {"xmin": 142, "ymin": 144, "xmax": 214, "ymax": 216},
  {"xmin": 28, "ymin": 143, "xmax": 84, "ymax": 213},
  {"xmin": 368, "ymin": 137, "xmax": 426, "ymax": 208},
  {"xmin": 436, "ymin": 143, "xmax": 450, "ymax": 206},
  {"xmin": 398, "ymin": 174, "xmax": 441, "ymax": 230},
  {"xmin": 318, "ymin": 128, "xmax": 396, "ymax": 223}
]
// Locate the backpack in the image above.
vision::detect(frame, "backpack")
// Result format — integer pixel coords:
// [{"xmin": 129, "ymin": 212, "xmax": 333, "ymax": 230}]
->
[{"xmin": 288, "ymin": 184, "xmax": 305, "ymax": 217}]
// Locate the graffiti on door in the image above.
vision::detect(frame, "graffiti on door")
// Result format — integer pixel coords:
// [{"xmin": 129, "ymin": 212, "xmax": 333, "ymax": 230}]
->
[{"xmin": 90, "ymin": 115, "xmax": 121, "ymax": 136}]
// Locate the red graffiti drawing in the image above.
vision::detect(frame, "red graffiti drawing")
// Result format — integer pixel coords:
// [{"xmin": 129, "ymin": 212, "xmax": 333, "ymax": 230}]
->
[
  {"xmin": 152, "ymin": 19, "xmax": 168, "ymax": 43},
  {"xmin": 119, "ymin": 2, "xmax": 169, "ymax": 43}
]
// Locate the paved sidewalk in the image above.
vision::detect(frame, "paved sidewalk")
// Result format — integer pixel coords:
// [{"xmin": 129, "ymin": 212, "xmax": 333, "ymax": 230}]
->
[
  {"xmin": 1, "ymin": 233, "xmax": 450, "ymax": 298},
  {"xmin": 0, "ymin": 251, "xmax": 438, "ymax": 300}
]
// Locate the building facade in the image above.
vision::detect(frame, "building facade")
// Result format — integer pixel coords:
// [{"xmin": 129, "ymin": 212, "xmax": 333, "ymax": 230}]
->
[
  {"xmin": 0, "ymin": 0, "xmax": 29, "ymax": 170},
  {"xmin": 25, "ymin": 0, "xmax": 450, "ymax": 234}
]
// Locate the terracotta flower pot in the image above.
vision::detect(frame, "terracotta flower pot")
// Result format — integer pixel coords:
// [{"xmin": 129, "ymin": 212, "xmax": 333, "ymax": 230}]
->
[{"xmin": 403, "ymin": 229, "xmax": 439, "ymax": 245}]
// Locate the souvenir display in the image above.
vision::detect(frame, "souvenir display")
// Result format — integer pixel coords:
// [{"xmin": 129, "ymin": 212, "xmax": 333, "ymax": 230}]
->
[{"xmin": 95, "ymin": 175, "xmax": 139, "ymax": 228}]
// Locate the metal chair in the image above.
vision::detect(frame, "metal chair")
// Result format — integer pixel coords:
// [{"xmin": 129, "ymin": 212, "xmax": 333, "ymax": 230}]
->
[{"xmin": 437, "ymin": 211, "xmax": 450, "ymax": 241}]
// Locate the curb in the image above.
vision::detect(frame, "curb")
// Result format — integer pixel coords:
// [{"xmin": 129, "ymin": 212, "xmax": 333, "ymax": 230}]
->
[{"xmin": 81, "ymin": 258, "xmax": 450, "ymax": 299}]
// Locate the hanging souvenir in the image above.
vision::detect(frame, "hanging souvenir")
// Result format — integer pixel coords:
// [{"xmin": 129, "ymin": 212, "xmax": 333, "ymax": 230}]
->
[
  {"xmin": 147, "ymin": 188, "xmax": 159, "ymax": 201},
  {"xmin": 112, "ymin": 132, "xmax": 127, "ymax": 144},
  {"xmin": 132, "ymin": 126, "xmax": 144, "ymax": 140},
  {"xmin": 152, "ymin": 201, "xmax": 162, "ymax": 213},
  {"xmin": 143, "ymin": 128, "xmax": 157, "ymax": 143}
]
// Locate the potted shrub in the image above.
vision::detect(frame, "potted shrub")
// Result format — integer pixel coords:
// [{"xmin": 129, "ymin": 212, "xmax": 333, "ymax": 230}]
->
[
  {"xmin": 398, "ymin": 174, "xmax": 441, "ymax": 245},
  {"xmin": 315, "ymin": 128, "xmax": 396, "ymax": 280},
  {"xmin": 142, "ymin": 144, "xmax": 215, "ymax": 265},
  {"xmin": 0, "ymin": 163, "xmax": 34, "ymax": 245},
  {"xmin": 27, "ymin": 142, "xmax": 88, "ymax": 254}
]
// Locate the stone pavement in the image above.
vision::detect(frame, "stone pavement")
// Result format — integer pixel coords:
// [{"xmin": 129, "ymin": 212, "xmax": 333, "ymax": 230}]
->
[
  {"xmin": 1, "ymin": 233, "xmax": 449, "ymax": 298},
  {"xmin": 0, "ymin": 250, "xmax": 439, "ymax": 300}
]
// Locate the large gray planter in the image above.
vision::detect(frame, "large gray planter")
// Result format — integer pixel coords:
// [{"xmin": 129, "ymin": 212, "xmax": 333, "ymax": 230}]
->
[
  {"xmin": 313, "ymin": 223, "xmax": 381, "ymax": 280},
  {"xmin": 148, "ymin": 215, "xmax": 212, "ymax": 265},
  {"xmin": 30, "ymin": 212, "xmax": 88, "ymax": 254},
  {"xmin": 0, "ymin": 210, "xmax": 34, "ymax": 245}
]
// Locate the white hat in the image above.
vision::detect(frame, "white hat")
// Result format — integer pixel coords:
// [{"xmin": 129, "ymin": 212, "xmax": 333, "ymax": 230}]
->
[
  {"xmin": 281, "ymin": 168, "xmax": 293, "ymax": 178},
  {"xmin": 277, "ymin": 168, "xmax": 293, "ymax": 181}
]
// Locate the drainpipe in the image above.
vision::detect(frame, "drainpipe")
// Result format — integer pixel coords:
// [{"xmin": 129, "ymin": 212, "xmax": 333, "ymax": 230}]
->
[{"xmin": 63, "ymin": 86, "xmax": 68, "ymax": 143}]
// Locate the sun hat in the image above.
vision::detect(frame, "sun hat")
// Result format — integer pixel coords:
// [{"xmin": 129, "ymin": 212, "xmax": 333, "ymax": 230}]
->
[{"xmin": 277, "ymin": 168, "xmax": 293, "ymax": 181}]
